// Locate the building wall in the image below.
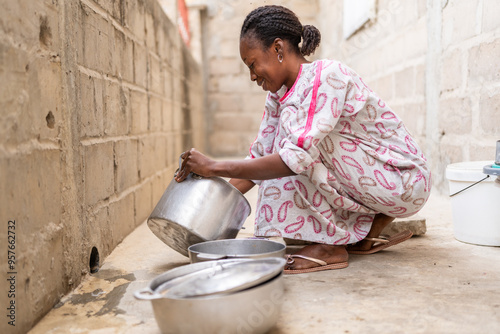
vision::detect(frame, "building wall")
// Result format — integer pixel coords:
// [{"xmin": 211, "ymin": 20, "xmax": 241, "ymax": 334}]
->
[
  {"xmin": 0, "ymin": 0, "xmax": 203, "ymax": 332},
  {"xmin": 200, "ymin": 0, "xmax": 500, "ymax": 194}
]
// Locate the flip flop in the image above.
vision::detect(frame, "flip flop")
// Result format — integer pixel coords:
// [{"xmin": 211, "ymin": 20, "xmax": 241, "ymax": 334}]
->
[
  {"xmin": 347, "ymin": 230, "xmax": 413, "ymax": 255},
  {"xmin": 284, "ymin": 254, "xmax": 348, "ymax": 274}
]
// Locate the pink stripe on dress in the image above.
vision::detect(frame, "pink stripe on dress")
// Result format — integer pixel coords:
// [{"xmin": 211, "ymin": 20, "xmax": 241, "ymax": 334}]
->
[{"xmin": 297, "ymin": 61, "xmax": 323, "ymax": 148}]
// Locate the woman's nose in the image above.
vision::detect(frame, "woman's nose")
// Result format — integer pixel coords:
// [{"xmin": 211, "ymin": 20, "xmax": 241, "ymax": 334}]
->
[{"xmin": 250, "ymin": 70, "xmax": 257, "ymax": 81}]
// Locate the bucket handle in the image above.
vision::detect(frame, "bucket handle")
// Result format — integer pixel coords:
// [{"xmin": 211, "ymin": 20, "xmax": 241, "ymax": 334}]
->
[{"xmin": 450, "ymin": 175, "xmax": 490, "ymax": 197}]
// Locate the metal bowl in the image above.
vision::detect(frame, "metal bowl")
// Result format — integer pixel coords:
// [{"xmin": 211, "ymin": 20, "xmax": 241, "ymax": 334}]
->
[
  {"xmin": 188, "ymin": 239, "xmax": 286, "ymax": 263},
  {"xmin": 134, "ymin": 258, "xmax": 285, "ymax": 334}
]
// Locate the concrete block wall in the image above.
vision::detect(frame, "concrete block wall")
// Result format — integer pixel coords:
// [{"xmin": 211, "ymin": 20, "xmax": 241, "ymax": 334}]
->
[{"xmin": 0, "ymin": 0, "xmax": 203, "ymax": 332}]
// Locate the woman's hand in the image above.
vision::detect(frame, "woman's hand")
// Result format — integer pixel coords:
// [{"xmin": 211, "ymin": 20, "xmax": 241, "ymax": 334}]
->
[
  {"xmin": 175, "ymin": 149, "xmax": 295, "ymax": 183},
  {"xmin": 175, "ymin": 148, "xmax": 216, "ymax": 182}
]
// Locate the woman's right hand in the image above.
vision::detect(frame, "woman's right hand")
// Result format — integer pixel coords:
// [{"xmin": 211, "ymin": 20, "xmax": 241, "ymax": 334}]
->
[{"xmin": 175, "ymin": 148, "xmax": 216, "ymax": 182}]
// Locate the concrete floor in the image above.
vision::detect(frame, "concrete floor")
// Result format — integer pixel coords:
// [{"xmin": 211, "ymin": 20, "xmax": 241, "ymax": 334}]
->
[{"xmin": 29, "ymin": 189, "xmax": 500, "ymax": 334}]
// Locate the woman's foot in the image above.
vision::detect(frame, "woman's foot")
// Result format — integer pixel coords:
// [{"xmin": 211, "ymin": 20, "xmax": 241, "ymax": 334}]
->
[
  {"xmin": 348, "ymin": 213, "xmax": 395, "ymax": 252},
  {"xmin": 285, "ymin": 244, "xmax": 348, "ymax": 272}
]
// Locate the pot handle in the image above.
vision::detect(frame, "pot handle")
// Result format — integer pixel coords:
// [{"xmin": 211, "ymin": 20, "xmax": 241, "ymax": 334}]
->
[
  {"xmin": 195, "ymin": 252, "xmax": 228, "ymax": 261},
  {"xmin": 134, "ymin": 288, "xmax": 162, "ymax": 301},
  {"xmin": 175, "ymin": 155, "xmax": 202, "ymax": 179}
]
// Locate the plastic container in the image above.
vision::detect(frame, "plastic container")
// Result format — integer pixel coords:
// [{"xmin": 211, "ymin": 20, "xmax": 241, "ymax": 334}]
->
[{"xmin": 445, "ymin": 161, "xmax": 500, "ymax": 246}]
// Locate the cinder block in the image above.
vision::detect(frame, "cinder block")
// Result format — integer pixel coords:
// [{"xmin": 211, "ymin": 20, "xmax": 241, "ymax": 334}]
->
[
  {"xmin": 145, "ymin": 12, "xmax": 157, "ymax": 53},
  {"xmin": 372, "ymin": 74, "xmax": 394, "ymax": 101},
  {"xmin": 289, "ymin": 0, "xmax": 320, "ymax": 19},
  {"xmin": 123, "ymin": 0, "xmax": 146, "ymax": 41},
  {"xmin": 479, "ymin": 92, "xmax": 500, "ymax": 135},
  {"xmin": 34, "ymin": 60, "xmax": 63, "ymax": 141},
  {"xmin": 219, "ymin": 38, "xmax": 240, "ymax": 59},
  {"xmin": 0, "ymin": 149, "xmax": 61, "ymax": 233},
  {"xmin": 79, "ymin": 73, "xmax": 104, "ymax": 137},
  {"xmin": 470, "ymin": 142, "xmax": 498, "ymax": 161},
  {"xmin": 382, "ymin": 215, "xmax": 427, "ymax": 236},
  {"xmin": 415, "ymin": 63, "xmax": 426, "ymax": 97},
  {"xmin": 172, "ymin": 102, "xmax": 183, "ymax": 132},
  {"xmin": 138, "ymin": 136, "xmax": 166, "ymax": 180},
  {"xmin": 113, "ymin": 28, "xmax": 134, "ymax": 82},
  {"xmin": 84, "ymin": 142, "xmax": 114, "ymax": 206},
  {"xmin": 442, "ymin": 0, "xmax": 478, "ymax": 49},
  {"xmin": 163, "ymin": 64, "xmax": 173, "ymax": 101},
  {"xmin": 134, "ymin": 42, "xmax": 149, "ymax": 88},
  {"xmin": 438, "ymin": 97, "xmax": 472, "ymax": 136},
  {"xmin": 81, "ymin": 3, "xmax": 112, "ymax": 73},
  {"xmin": 483, "ymin": 0, "xmax": 500, "ymax": 32},
  {"xmin": 394, "ymin": 66, "xmax": 415, "ymax": 98},
  {"xmin": 130, "ymin": 90, "xmax": 149, "ymax": 134},
  {"xmin": 218, "ymin": 74, "xmax": 253, "ymax": 93},
  {"xmin": 156, "ymin": 25, "xmax": 171, "ymax": 63},
  {"xmin": 213, "ymin": 113, "xmax": 259, "ymax": 132},
  {"xmin": 441, "ymin": 49, "xmax": 462, "ymax": 92},
  {"xmin": 149, "ymin": 95, "xmax": 163, "ymax": 132},
  {"xmin": 134, "ymin": 181, "xmax": 152, "ymax": 225},
  {"xmin": 162, "ymin": 99, "xmax": 173, "ymax": 132},
  {"xmin": 468, "ymin": 38, "xmax": 500, "ymax": 86},
  {"xmin": 150, "ymin": 55, "xmax": 162, "ymax": 94},
  {"xmin": 209, "ymin": 132, "xmax": 246, "ymax": 156},
  {"xmin": 172, "ymin": 75, "xmax": 184, "ymax": 105},
  {"xmin": 114, "ymin": 139, "xmax": 139, "ymax": 193},
  {"xmin": 209, "ymin": 58, "xmax": 241, "ymax": 75},
  {"xmin": 104, "ymin": 81, "xmax": 130, "ymax": 136},
  {"xmin": 109, "ymin": 192, "xmax": 135, "ymax": 244},
  {"xmin": 400, "ymin": 103, "xmax": 426, "ymax": 138},
  {"xmin": 94, "ymin": 0, "xmax": 121, "ymax": 19},
  {"xmin": 151, "ymin": 170, "xmax": 170, "ymax": 206}
]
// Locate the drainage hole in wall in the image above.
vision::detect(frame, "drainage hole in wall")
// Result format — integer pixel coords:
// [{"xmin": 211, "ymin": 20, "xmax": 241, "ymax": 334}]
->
[
  {"xmin": 89, "ymin": 247, "xmax": 100, "ymax": 274},
  {"xmin": 46, "ymin": 111, "xmax": 55, "ymax": 129}
]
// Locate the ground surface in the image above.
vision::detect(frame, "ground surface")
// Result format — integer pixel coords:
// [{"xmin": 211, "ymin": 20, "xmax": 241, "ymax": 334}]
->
[{"xmin": 29, "ymin": 190, "xmax": 500, "ymax": 334}]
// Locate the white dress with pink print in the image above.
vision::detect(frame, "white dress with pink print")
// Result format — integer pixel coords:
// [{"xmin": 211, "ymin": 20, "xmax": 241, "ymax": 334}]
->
[{"xmin": 249, "ymin": 59, "xmax": 431, "ymax": 245}]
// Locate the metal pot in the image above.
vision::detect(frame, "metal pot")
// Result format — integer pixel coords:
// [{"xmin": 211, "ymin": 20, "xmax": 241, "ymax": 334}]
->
[
  {"xmin": 147, "ymin": 158, "xmax": 251, "ymax": 256},
  {"xmin": 134, "ymin": 258, "xmax": 286, "ymax": 334},
  {"xmin": 188, "ymin": 239, "xmax": 286, "ymax": 263}
]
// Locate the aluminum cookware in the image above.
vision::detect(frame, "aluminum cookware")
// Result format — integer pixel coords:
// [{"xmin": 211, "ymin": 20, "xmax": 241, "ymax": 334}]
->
[
  {"xmin": 147, "ymin": 157, "xmax": 251, "ymax": 256},
  {"xmin": 134, "ymin": 258, "xmax": 286, "ymax": 334},
  {"xmin": 188, "ymin": 238, "xmax": 286, "ymax": 263}
]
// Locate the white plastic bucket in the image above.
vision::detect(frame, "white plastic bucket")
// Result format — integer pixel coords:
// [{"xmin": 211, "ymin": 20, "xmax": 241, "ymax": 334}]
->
[{"xmin": 445, "ymin": 161, "xmax": 500, "ymax": 246}]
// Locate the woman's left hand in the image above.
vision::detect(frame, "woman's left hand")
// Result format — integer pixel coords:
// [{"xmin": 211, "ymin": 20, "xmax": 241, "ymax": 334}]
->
[{"xmin": 175, "ymin": 148, "xmax": 216, "ymax": 182}]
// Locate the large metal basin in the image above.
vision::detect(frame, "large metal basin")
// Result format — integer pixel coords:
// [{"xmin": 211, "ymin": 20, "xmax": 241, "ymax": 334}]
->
[{"xmin": 148, "ymin": 171, "xmax": 251, "ymax": 256}]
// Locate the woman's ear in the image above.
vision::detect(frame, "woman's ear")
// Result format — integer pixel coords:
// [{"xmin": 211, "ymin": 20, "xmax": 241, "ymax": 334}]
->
[{"xmin": 273, "ymin": 38, "xmax": 284, "ymax": 54}]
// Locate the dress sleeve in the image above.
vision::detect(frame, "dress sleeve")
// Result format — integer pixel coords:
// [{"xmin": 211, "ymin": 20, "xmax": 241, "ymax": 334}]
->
[
  {"xmin": 248, "ymin": 89, "xmax": 283, "ymax": 159},
  {"xmin": 278, "ymin": 61, "xmax": 349, "ymax": 175}
]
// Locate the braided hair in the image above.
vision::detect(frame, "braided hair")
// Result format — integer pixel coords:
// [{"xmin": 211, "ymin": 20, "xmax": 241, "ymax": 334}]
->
[{"xmin": 240, "ymin": 5, "xmax": 321, "ymax": 56}]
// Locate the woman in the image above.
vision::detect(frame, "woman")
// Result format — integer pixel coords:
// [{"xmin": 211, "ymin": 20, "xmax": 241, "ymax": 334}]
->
[{"xmin": 175, "ymin": 5, "xmax": 431, "ymax": 274}]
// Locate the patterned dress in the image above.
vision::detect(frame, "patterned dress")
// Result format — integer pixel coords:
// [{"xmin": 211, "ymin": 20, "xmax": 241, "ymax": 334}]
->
[{"xmin": 249, "ymin": 59, "xmax": 431, "ymax": 245}]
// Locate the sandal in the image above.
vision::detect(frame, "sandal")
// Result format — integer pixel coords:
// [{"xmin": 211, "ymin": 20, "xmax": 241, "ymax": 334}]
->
[
  {"xmin": 284, "ymin": 254, "xmax": 348, "ymax": 274},
  {"xmin": 347, "ymin": 230, "xmax": 413, "ymax": 255}
]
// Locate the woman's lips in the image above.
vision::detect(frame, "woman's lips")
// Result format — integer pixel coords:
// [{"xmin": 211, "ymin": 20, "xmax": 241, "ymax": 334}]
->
[{"xmin": 258, "ymin": 79, "xmax": 266, "ymax": 90}]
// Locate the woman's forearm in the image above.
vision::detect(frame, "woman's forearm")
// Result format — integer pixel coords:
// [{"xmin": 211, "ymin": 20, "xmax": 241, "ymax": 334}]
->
[
  {"xmin": 215, "ymin": 153, "xmax": 295, "ymax": 180},
  {"xmin": 229, "ymin": 178, "xmax": 256, "ymax": 194},
  {"xmin": 175, "ymin": 149, "xmax": 295, "ymax": 182}
]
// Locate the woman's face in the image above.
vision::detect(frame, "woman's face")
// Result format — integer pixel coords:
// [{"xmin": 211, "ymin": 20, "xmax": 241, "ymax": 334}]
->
[{"xmin": 239, "ymin": 36, "xmax": 286, "ymax": 93}]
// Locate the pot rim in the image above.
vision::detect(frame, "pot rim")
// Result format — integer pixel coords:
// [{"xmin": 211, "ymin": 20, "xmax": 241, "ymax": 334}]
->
[
  {"xmin": 188, "ymin": 238, "xmax": 286, "ymax": 259},
  {"xmin": 134, "ymin": 258, "xmax": 285, "ymax": 301}
]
